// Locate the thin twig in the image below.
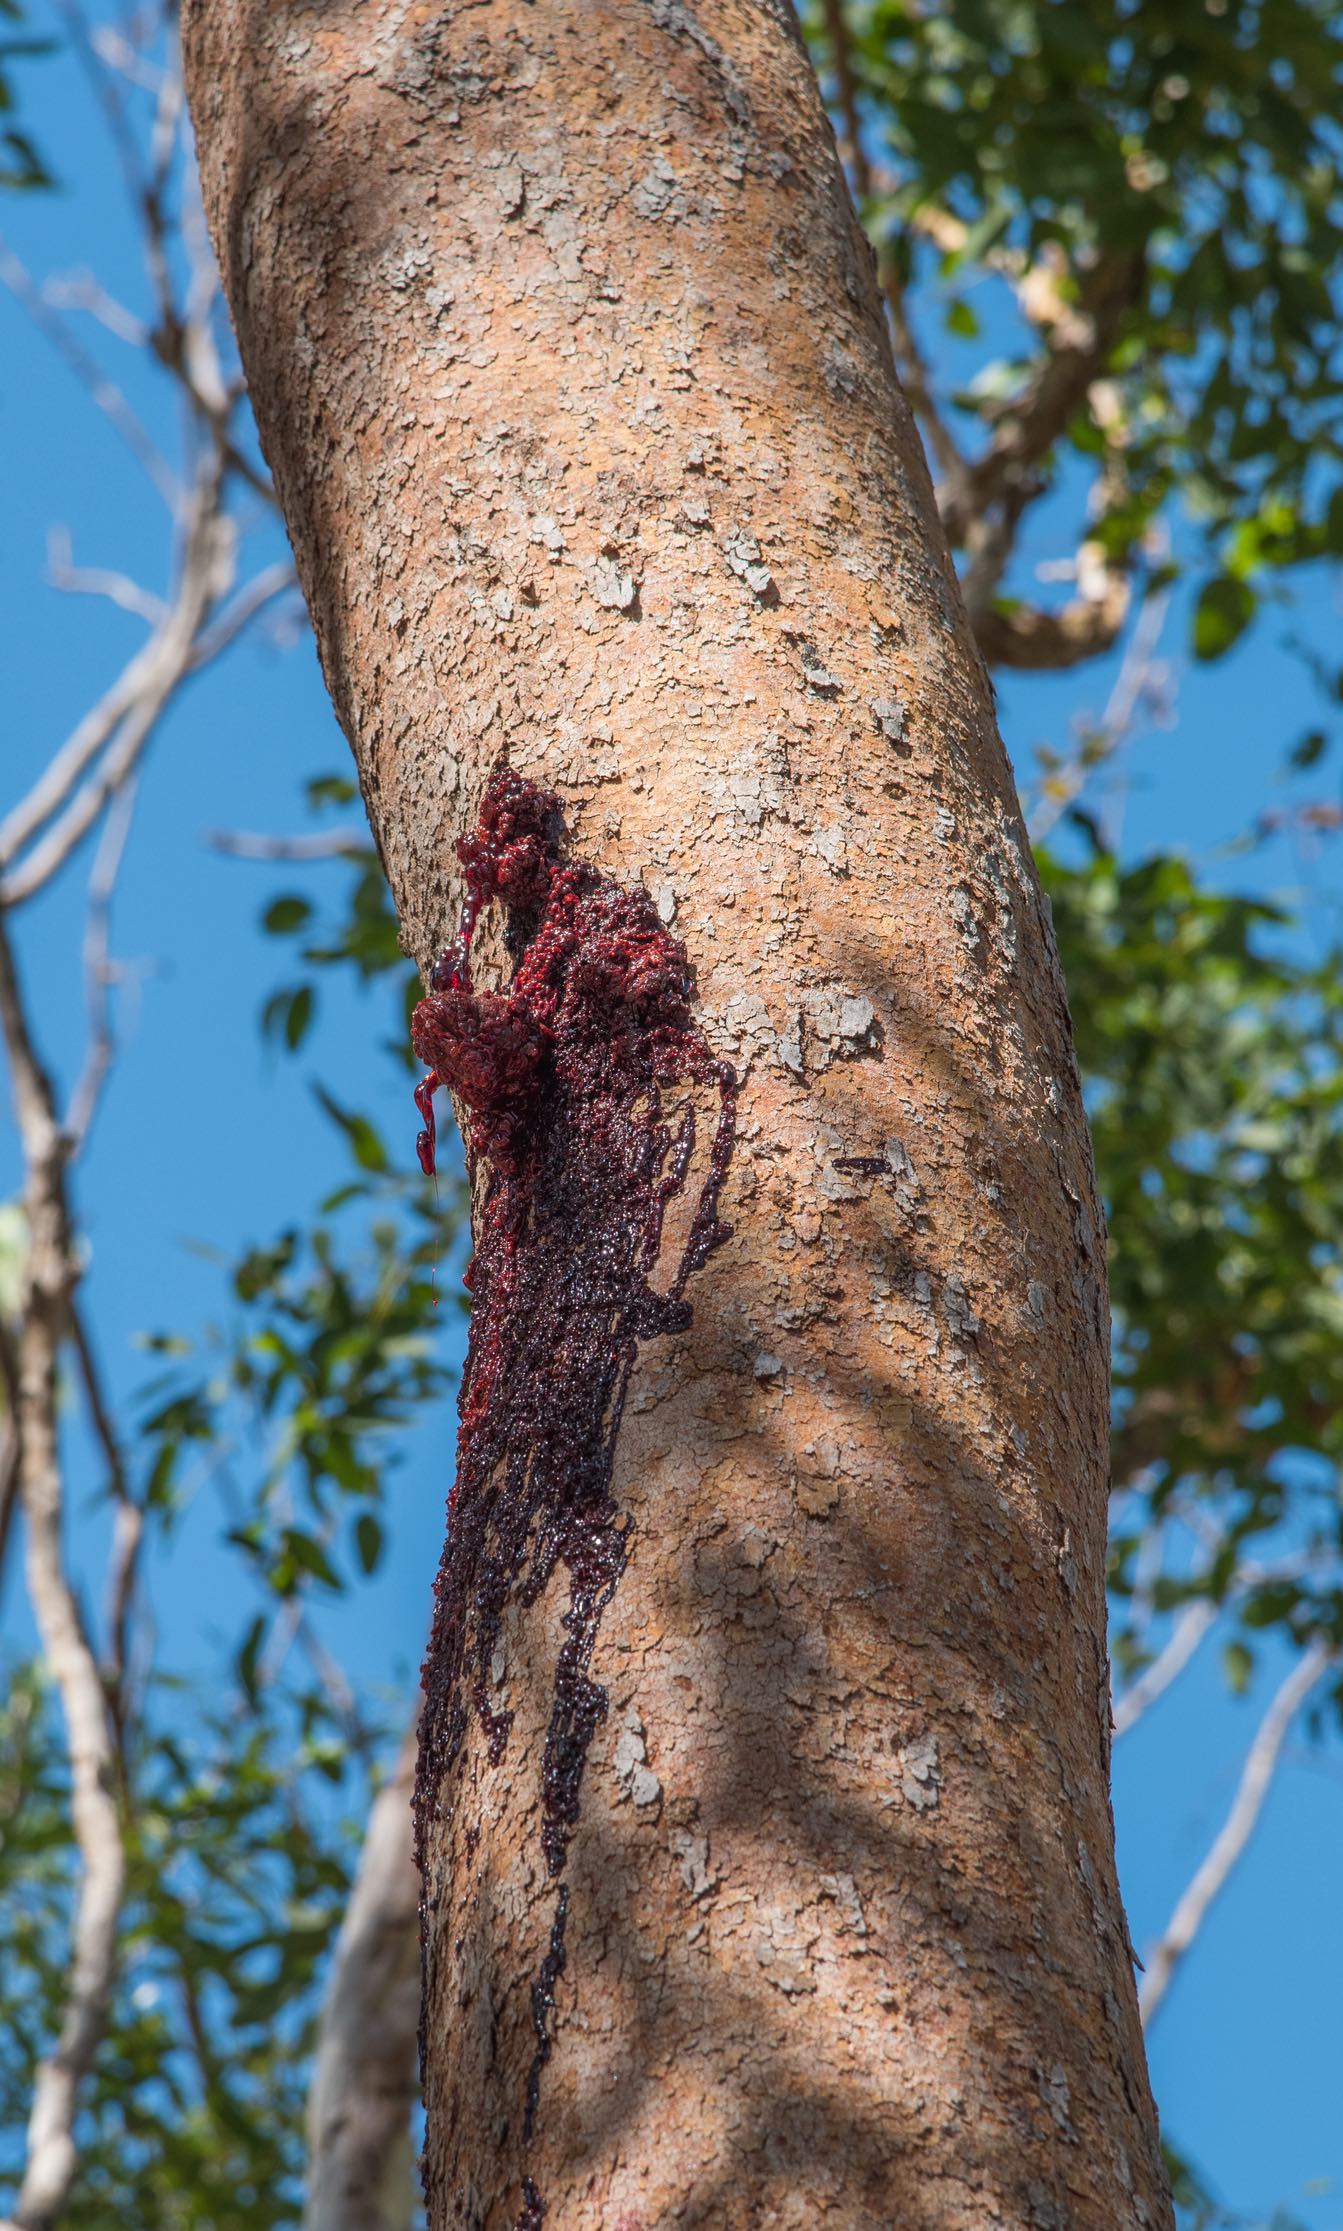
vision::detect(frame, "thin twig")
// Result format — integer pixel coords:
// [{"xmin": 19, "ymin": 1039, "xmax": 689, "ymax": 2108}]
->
[
  {"xmin": 0, "ymin": 466, "xmax": 228, "ymax": 880},
  {"xmin": 47, "ymin": 526, "xmax": 168, "ymax": 625},
  {"xmin": 2, "ymin": 455, "xmax": 235, "ymax": 906},
  {"xmin": 1139, "ymin": 1641, "xmax": 1335, "ymax": 2028},
  {"xmin": 883, "ymin": 268, "xmax": 967, "ymax": 486},
  {"xmin": 53, "ymin": 0, "xmax": 150, "ymax": 217},
  {"xmin": 822, "ymin": 0, "xmax": 871, "ymax": 202},
  {"xmin": 1029, "ymin": 573, "xmax": 1169, "ymax": 840},
  {"xmin": 43, "ymin": 268, "xmax": 149, "ymax": 348}
]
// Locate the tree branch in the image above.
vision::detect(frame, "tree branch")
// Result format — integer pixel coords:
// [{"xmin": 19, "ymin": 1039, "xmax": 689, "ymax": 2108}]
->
[
  {"xmin": 0, "ymin": 909, "xmax": 126, "ymax": 2231},
  {"xmin": 972, "ymin": 560, "xmax": 1132, "ymax": 672},
  {"xmin": 68, "ymin": 1301, "xmax": 143, "ymax": 1745},
  {"xmin": 64, "ymin": 775, "xmax": 137, "ymax": 1154},
  {"xmin": 0, "ymin": 1317, "xmax": 21, "ymax": 1618},
  {"xmin": 186, "ymin": 559, "xmax": 298, "ymax": 670},
  {"xmin": 821, "ymin": 0, "xmax": 870, "ymax": 202},
  {"xmin": 1029, "ymin": 572, "xmax": 1170, "ymax": 842},
  {"xmin": 819, "ymin": 1, "xmax": 970, "ymax": 492},
  {"xmin": 940, "ymin": 248, "xmax": 1144, "ymax": 548},
  {"xmin": 1113, "ymin": 1600, "xmax": 1218, "ymax": 1741},
  {"xmin": 1, "ymin": 452, "xmax": 235, "ymax": 906},
  {"xmin": 206, "ymin": 825, "xmax": 368, "ymax": 863},
  {"xmin": 1139, "ymin": 1640, "xmax": 1335, "ymax": 2028},
  {"xmin": 47, "ymin": 526, "xmax": 168, "ymax": 625},
  {"xmin": 304, "ymin": 1718, "xmax": 421, "ymax": 2231}
]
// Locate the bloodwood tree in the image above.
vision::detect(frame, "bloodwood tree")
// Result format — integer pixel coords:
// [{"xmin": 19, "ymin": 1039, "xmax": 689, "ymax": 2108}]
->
[{"xmin": 180, "ymin": 2, "xmax": 1171, "ymax": 2226}]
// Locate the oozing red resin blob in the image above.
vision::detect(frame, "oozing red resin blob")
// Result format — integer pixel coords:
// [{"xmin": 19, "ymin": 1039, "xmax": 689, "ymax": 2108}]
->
[{"xmin": 411, "ymin": 765, "xmax": 736, "ymax": 2219}]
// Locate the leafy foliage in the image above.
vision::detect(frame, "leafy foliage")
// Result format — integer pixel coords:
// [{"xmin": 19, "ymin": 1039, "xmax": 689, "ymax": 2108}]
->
[
  {"xmin": 0, "ymin": 1673, "xmax": 361, "ymax": 2227},
  {"xmin": 1046, "ymin": 833, "xmax": 1343, "ymax": 1702},
  {"xmin": 0, "ymin": 832, "xmax": 462, "ymax": 2225},
  {"xmin": 1164, "ymin": 2141, "xmax": 1308, "ymax": 2231},
  {"xmin": 807, "ymin": 0, "xmax": 1343, "ymax": 647}
]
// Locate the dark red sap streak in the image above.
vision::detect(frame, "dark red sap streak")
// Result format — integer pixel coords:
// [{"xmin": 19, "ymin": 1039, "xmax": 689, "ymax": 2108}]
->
[
  {"xmin": 409, "ymin": 765, "xmax": 736, "ymax": 2220},
  {"xmin": 413, "ymin": 1073, "xmax": 439, "ymax": 1177}
]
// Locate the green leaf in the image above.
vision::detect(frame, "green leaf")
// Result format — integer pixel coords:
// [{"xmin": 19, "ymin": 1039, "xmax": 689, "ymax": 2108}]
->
[
  {"xmin": 1288, "ymin": 728, "xmax": 1328, "ymax": 771},
  {"xmin": 284, "ymin": 984, "xmax": 315, "ymax": 1051},
  {"xmin": 354, "ymin": 1512, "xmax": 384, "ymax": 1576},
  {"xmin": 261, "ymin": 984, "xmax": 316, "ymax": 1051},
  {"xmin": 1222, "ymin": 1640, "xmax": 1254, "ymax": 1696},
  {"xmin": 1192, "ymin": 575, "xmax": 1256, "ymax": 662},
  {"xmin": 262, "ymin": 895, "xmax": 313, "ymax": 936},
  {"xmin": 312, "ymin": 1085, "xmax": 389, "ymax": 1173},
  {"xmin": 306, "ymin": 772, "xmax": 358, "ymax": 810},
  {"xmin": 236, "ymin": 1614, "xmax": 266, "ymax": 1705},
  {"xmin": 1240, "ymin": 1582, "xmax": 1301, "ymax": 1631},
  {"xmin": 281, "ymin": 1528, "xmax": 343, "ymax": 1593},
  {"xmin": 944, "ymin": 297, "xmax": 980, "ymax": 339}
]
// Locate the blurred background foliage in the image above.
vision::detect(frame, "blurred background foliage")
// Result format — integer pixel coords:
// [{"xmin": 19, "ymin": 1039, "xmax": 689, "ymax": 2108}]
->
[
  {"xmin": 0, "ymin": 1, "xmax": 52, "ymax": 188},
  {"xmin": 2, "ymin": 1, "xmax": 1342, "ymax": 2226}
]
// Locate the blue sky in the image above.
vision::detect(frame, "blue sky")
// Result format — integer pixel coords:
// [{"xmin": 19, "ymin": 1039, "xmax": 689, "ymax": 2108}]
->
[{"xmin": 1, "ymin": 18, "xmax": 1341, "ymax": 2224}]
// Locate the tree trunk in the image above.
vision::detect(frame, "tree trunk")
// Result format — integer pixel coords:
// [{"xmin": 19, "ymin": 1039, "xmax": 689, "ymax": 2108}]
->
[
  {"xmin": 183, "ymin": 5, "xmax": 1171, "ymax": 2227},
  {"xmin": 304, "ymin": 1720, "xmax": 421, "ymax": 2231}
]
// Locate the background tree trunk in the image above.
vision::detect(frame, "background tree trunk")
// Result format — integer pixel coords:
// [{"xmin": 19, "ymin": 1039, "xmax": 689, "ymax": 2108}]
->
[
  {"xmin": 304, "ymin": 1720, "xmax": 421, "ymax": 2231},
  {"xmin": 183, "ymin": 4, "xmax": 1171, "ymax": 2226}
]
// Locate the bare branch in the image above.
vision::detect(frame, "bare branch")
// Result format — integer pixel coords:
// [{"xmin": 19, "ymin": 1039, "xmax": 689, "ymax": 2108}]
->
[
  {"xmin": 207, "ymin": 825, "xmax": 367, "ymax": 863},
  {"xmin": 3, "ymin": 650, "xmax": 160, "ymax": 871},
  {"xmin": 0, "ymin": 909, "xmax": 126, "ymax": 2231},
  {"xmin": 0, "ymin": 465, "xmax": 231, "ymax": 882},
  {"xmin": 48, "ymin": 526, "xmax": 168, "ymax": 626},
  {"xmin": 68, "ymin": 1301, "xmax": 143, "ymax": 1740},
  {"xmin": 42, "ymin": 268, "xmax": 149, "ymax": 348},
  {"xmin": 884, "ymin": 274, "xmax": 968, "ymax": 487},
  {"xmin": 64, "ymin": 777, "xmax": 139, "ymax": 1153},
  {"xmin": 971, "ymin": 562, "xmax": 1131, "ymax": 672},
  {"xmin": 820, "ymin": 3, "xmax": 969, "ymax": 491},
  {"xmin": 1113, "ymin": 1601, "xmax": 1218, "ymax": 1741},
  {"xmin": 0, "ymin": 1417, "xmax": 18, "ymax": 1614},
  {"xmin": 1029, "ymin": 575, "xmax": 1170, "ymax": 842},
  {"xmin": 940, "ymin": 249, "xmax": 1144, "ymax": 547},
  {"xmin": 186, "ymin": 559, "xmax": 298, "ymax": 669},
  {"xmin": 821, "ymin": 0, "xmax": 871, "ymax": 203},
  {"xmin": 0, "ymin": 1316, "xmax": 21, "ymax": 1617},
  {"xmin": 53, "ymin": 0, "xmax": 152, "ymax": 217},
  {"xmin": 2, "ymin": 456, "xmax": 236, "ymax": 906},
  {"xmin": 304, "ymin": 1719, "xmax": 422, "ymax": 2231},
  {"xmin": 1139, "ymin": 1640, "xmax": 1335, "ymax": 2028}
]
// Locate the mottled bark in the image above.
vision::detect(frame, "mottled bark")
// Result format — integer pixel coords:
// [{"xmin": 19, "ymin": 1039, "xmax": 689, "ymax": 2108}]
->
[{"xmin": 182, "ymin": 5, "xmax": 1170, "ymax": 2228}]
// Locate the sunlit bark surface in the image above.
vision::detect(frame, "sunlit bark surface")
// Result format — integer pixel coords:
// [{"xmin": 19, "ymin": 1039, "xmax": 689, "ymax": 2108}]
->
[{"xmin": 184, "ymin": 5, "xmax": 1170, "ymax": 2226}]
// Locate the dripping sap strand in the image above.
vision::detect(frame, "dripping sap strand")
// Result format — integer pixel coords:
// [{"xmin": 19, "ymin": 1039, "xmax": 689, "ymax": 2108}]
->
[{"xmin": 408, "ymin": 765, "xmax": 736, "ymax": 2216}]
